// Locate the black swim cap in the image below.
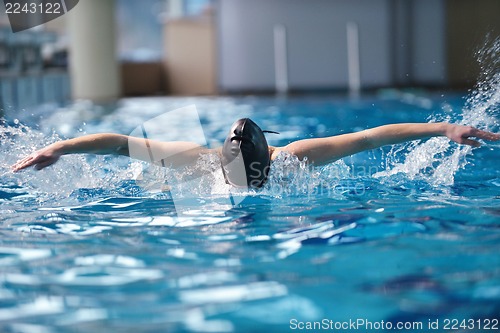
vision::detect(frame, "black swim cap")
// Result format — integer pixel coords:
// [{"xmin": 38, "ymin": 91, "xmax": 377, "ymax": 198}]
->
[{"xmin": 221, "ymin": 118, "xmax": 271, "ymax": 188}]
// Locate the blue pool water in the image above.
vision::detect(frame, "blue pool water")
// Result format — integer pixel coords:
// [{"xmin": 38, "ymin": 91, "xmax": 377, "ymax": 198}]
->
[
  {"xmin": 1, "ymin": 51, "xmax": 500, "ymax": 332},
  {"xmin": 1, "ymin": 89, "xmax": 499, "ymax": 332}
]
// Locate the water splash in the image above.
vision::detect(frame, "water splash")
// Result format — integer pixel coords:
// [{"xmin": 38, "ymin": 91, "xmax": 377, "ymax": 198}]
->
[
  {"xmin": 463, "ymin": 35, "xmax": 500, "ymax": 129},
  {"xmin": 375, "ymin": 37, "xmax": 500, "ymax": 185},
  {"xmin": 265, "ymin": 152, "xmax": 350, "ymax": 198},
  {"xmin": 1, "ymin": 119, "xmax": 349, "ymax": 207},
  {"xmin": 131, "ymin": 150, "xmax": 351, "ymax": 202},
  {"xmin": 132, "ymin": 153, "xmax": 227, "ymax": 197},
  {"xmin": 0, "ymin": 120, "xmax": 129, "ymax": 203}
]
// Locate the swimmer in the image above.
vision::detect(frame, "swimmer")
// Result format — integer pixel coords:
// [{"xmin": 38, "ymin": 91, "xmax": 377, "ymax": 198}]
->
[{"xmin": 11, "ymin": 119, "xmax": 500, "ymax": 188}]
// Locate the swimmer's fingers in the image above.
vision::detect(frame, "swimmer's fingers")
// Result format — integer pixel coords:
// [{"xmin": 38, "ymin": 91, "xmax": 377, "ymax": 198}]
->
[
  {"xmin": 468, "ymin": 127, "xmax": 500, "ymax": 142},
  {"xmin": 446, "ymin": 125, "xmax": 500, "ymax": 147},
  {"xmin": 459, "ymin": 127, "xmax": 500, "ymax": 147},
  {"xmin": 11, "ymin": 154, "xmax": 37, "ymax": 172},
  {"xmin": 460, "ymin": 138, "xmax": 481, "ymax": 148},
  {"xmin": 12, "ymin": 151, "xmax": 60, "ymax": 172}
]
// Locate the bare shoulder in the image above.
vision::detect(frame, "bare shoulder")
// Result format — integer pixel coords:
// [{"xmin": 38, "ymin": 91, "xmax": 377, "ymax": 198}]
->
[
  {"xmin": 211, "ymin": 147, "xmax": 223, "ymax": 158},
  {"xmin": 269, "ymin": 145, "xmax": 286, "ymax": 161}
]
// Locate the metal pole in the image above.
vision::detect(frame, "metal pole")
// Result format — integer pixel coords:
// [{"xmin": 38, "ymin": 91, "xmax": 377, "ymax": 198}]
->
[
  {"xmin": 274, "ymin": 24, "xmax": 289, "ymax": 94},
  {"xmin": 346, "ymin": 21, "xmax": 361, "ymax": 96}
]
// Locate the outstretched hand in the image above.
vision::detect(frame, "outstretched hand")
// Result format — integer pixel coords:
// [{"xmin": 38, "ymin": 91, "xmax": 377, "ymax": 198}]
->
[
  {"xmin": 445, "ymin": 124, "xmax": 500, "ymax": 147},
  {"xmin": 11, "ymin": 143, "xmax": 62, "ymax": 172}
]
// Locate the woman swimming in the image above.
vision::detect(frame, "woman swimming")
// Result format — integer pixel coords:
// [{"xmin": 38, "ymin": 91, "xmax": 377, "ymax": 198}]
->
[{"xmin": 11, "ymin": 119, "xmax": 500, "ymax": 188}]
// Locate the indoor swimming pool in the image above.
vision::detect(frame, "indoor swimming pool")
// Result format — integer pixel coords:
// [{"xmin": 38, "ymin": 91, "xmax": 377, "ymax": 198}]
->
[{"xmin": 0, "ymin": 83, "xmax": 499, "ymax": 332}]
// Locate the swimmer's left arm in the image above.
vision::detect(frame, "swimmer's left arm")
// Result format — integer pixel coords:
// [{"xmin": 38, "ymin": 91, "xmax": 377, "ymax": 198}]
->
[
  {"xmin": 11, "ymin": 133, "xmax": 130, "ymax": 171},
  {"xmin": 274, "ymin": 123, "xmax": 500, "ymax": 166}
]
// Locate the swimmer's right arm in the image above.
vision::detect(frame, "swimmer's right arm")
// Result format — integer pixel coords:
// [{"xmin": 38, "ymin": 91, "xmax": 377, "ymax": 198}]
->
[{"xmin": 12, "ymin": 133, "xmax": 210, "ymax": 171}]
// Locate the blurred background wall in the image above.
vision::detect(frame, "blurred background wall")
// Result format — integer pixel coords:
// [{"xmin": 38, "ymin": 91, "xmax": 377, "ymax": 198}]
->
[
  {"xmin": 0, "ymin": 0, "xmax": 499, "ymax": 111},
  {"xmin": 217, "ymin": 0, "xmax": 446, "ymax": 92}
]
